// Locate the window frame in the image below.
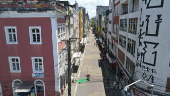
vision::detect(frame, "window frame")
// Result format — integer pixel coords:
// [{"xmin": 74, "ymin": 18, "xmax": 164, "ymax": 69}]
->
[
  {"xmin": 12, "ymin": 79, "xmax": 22, "ymax": 96},
  {"xmin": 34, "ymin": 80, "xmax": 45, "ymax": 96},
  {"xmin": 58, "ymin": 24, "xmax": 66, "ymax": 41},
  {"xmin": 31, "ymin": 57, "xmax": 44, "ymax": 73},
  {"xmin": 126, "ymin": 57, "xmax": 135, "ymax": 76},
  {"xmin": 0, "ymin": 83, "xmax": 2, "ymax": 96},
  {"xmin": 29, "ymin": 26, "xmax": 42, "ymax": 44},
  {"xmin": 8, "ymin": 57, "xmax": 21, "ymax": 73},
  {"xmin": 4, "ymin": 26, "xmax": 18, "ymax": 44}
]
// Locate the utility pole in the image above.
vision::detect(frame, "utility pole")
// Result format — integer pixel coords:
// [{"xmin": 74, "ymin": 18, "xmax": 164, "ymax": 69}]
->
[
  {"xmin": 62, "ymin": 37, "xmax": 80, "ymax": 96},
  {"xmin": 67, "ymin": 38, "xmax": 71, "ymax": 96}
]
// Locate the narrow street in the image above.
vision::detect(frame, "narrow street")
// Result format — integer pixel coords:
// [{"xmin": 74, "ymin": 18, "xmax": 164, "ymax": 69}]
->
[{"xmin": 64, "ymin": 29, "xmax": 123, "ymax": 96}]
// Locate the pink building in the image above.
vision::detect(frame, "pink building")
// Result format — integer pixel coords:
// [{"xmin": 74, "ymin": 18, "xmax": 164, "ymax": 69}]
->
[{"xmin": 0, "ymin": 2, "xmax": 67, "ymax": 96}]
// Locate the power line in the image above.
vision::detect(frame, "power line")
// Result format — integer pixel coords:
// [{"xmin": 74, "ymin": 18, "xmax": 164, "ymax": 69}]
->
[
  {"xmin": 0, "ymin": 41, "xmax": 85, "ymax": 95},
  {"xmin": 0, "ymin": 57, "xmax": 69, "ymax": 94}
]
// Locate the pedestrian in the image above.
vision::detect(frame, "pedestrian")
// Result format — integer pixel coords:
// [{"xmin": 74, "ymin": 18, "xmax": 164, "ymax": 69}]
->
[{"xmin": 113, "ymin": 81, "xmax": 116, "ymax": 90}]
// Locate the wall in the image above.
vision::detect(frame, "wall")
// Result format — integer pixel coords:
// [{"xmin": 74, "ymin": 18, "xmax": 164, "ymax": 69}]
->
[
  {"xmin": 135, "ymin": 0, "xmax": 170, "ymax": 93},
  {"xmin": 0, "ymin": 17, "xmax": 55, "ymax": 96}
]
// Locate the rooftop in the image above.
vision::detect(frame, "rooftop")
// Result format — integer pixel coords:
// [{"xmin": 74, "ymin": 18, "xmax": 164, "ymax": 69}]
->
[{"xmin": 0, "ymin": 1, "xmax": 67, "ymax": 13}]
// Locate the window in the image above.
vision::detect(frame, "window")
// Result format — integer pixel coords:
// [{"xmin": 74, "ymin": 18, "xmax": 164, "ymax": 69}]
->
[
  {"xmin": 120, "ymin": 19, "xmax": 127, "ymax": 31},
  {"xmin": 58, "ymin": 28, "xmax": 61, "ymax": 39},
  {"xmin": 127, "ymin": 38, "xmax": 136, "ymax": 56},
  {"xmin": 34, "ymin": 80, "xmax": 45, "ymax": 96},
  {"xmin": 126, "ymin": 57, "xmax": 135, "ymax": 76},
  {"xmin": 32, "ymin": 57, "xmax": 44, "ymax": 73},
  {"xmin": 119, "ymin": 34, "xmax": 126, "ymax": 48},
  {"xmin": 129, "ymin": 18, "xmax": 138, "ymax": 34},
  {"xmin": 58, "ymin": 24, "xmax": 66, "ymax": 40},
  {"xmin": 12, "ymin": 79, "xmax": 22, "ymax": 96},
  {"xmin": 109, "ymin": 20, "xmax": 111, "ymax": 24},
  {"xmin": 8, "ymin": 57, "xmax": 21, "ymax": 73},
  {"xmin": 0, "ymin": 83, "xmax": 2, "ymax": 96},
  {"xmin": 63, "ymin": 27, "xmax": 65, "ymax": 32},
  {"xmin": 4, "ymin": 26, "xmax": 18, "ymax": 44},
  {"xmin": 29, "ymin": 27, "xmax": 42, "ymax": 44}
]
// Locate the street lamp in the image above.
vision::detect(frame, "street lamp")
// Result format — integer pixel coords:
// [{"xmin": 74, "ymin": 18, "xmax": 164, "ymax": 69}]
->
[{"xmin": 124, "ymin": 79, "xmax": 154, "ymax": 96}]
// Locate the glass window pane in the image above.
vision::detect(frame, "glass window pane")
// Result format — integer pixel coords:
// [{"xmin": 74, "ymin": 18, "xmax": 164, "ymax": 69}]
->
[
  {"xmin": 35, "ymin": 59, "xmax": 38, "ymax": 62},
  {"xmin": 36, "ymin": 29, "xmax": 39, "ymax": 33},
  {"xmin": 39, "ymin": 63, "xmax": 42, "ymax": 70},
  {"xmin": 37, "ymin": 34, "xmax": 40, "ymax": 42},
  {"xmin": 61, "ymin": 28, "xmax": 62, "ymax": 33},
  {"xmin": 12, "ymin": 58, "xmax": 15, "ymax": 62},
  {"xmin": 13, "ymin": 63, "xmax": 16, "ymax": 70},
  {"xmin": 16, "ymin": 59, "xmax": 18, "ymax": 62},
  {"xmin": 32, "ymin": 29, "xmax": 35, "ymax": 33},
  {"xmin": 13, "ymin": 34, "xmax": 16, "ymax": 41},
  {"xmin": 58, "ymin": 28, "xmax": 60, "ymax": 34},
  {"xmin": 35, "ymin": 63, "xmax": 38, "ymax": 70},
  {"xmin": 36, "ymin": 86, "xmax": 44, "ymax": 92},
  {"xmin": 8, "ymin": 29, "xmax": 11, "ymax": 32},
  {"xmin": 39, "ymin": 59, "xmax": 42, "ymax": 62},
  {"xmin": 16, "ymin": 63, "xmax": 20, "ymax": 70},
  {"xmin": 9, "ymin": 34, "xmax": 13, "ymax": 41},
  {"xmin": 33, "ymin": 34, "xmax": 36, "ymax": 42},
  {"xmin": 12, "ymin": 29, "xmax": 15, "ymax": 33}
]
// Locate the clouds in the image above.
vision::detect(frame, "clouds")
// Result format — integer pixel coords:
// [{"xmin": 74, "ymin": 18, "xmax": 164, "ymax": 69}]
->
[{"xmin": 60, "ymin": 0, "xmax": 109, "ymax": 19}]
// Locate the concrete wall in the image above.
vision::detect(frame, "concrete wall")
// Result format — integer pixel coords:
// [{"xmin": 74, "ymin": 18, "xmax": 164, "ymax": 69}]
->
[{"xmin": 135, "ymin": 0, "xmax": 170, "ymax": 93}]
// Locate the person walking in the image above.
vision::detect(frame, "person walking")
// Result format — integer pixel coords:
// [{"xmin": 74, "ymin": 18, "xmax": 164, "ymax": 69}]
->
[{"xmin": 113, "ymin": 81, "xmax": 116, "ymax": 90}]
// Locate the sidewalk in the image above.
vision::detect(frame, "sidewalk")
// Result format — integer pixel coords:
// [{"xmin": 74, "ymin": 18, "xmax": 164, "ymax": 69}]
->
[{"xmin": 63, "ymin": 37, "xmax": 87, "ymax": 96}]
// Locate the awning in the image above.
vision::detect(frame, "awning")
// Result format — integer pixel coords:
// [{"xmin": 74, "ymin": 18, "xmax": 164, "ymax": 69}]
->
[
  {"xmin": 14, "ymin": 84, "xmax": 33, "ymax": 92},
  {"xmin": 72, "ymin": 52, "xmax": 81, "ymax": 58},
  {"xmin": 99, "ymin": 38, "xmax": 102, "ymax": 43},
  {"xmin": 106, "ymin": 52, "xmax": 117, "ymax": 64},
  {"xmin": 71, "ymin": 52, "xmax": 81, "ymax": 64},
  {"xmin": 80, "ymin": 38, "xmax": 87, "ymax": 44}
]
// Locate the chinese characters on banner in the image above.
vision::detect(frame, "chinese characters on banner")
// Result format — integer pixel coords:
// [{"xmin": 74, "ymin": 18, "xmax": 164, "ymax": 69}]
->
[{"xmin": 136, "ymin": 0, "xmax": 164, "ymax": 83}]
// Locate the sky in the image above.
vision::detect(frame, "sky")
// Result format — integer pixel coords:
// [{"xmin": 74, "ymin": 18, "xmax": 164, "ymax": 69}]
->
[{"xmin": 60, "ymin": 0, "xmax": 109, "ymax": 19}]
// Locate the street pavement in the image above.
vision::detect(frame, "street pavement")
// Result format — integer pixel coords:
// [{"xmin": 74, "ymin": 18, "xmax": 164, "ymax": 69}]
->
[{"xmin": 64, "ymin": 29, "xmax": 123, "ymax": 96}]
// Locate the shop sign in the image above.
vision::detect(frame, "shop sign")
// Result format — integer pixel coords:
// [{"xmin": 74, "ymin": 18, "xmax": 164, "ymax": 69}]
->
[{"xmin": 32, "ymin": 73, "xmax": 44, "ymax": 78}]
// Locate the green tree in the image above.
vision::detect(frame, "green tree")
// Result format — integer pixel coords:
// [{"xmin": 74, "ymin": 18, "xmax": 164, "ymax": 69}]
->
[{"xmin": 90, "ymin": 20, "xmax": 94, "ymax": 27}]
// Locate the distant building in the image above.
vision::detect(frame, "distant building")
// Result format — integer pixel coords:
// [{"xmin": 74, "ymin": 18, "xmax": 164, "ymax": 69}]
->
[{"xmin": 96, "ymin": 6, "xmax": 109, "ymax": 36}]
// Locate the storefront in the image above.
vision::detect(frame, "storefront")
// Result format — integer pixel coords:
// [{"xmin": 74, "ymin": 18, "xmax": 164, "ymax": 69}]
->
[
  {"xmin": 133, "ymin": 88, "xmax": 147, "ymax": 96},
  {"xmin": 106, "ymin": 52, "xmax": 117, "ymax": 69},
  {"xmin": 14, "ymin": 84, "xmax": 36, "ymax": 96}
]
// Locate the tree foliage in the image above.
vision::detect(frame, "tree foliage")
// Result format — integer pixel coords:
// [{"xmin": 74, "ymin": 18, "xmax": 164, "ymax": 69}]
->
[{"xmin": 90, "ymin": 20, "xmax": 94, "ymax": 27}]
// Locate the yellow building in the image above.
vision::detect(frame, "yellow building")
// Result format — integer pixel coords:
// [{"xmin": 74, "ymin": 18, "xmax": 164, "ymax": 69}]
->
[{"xmin": 79, "ymin": 7, "xmax": 83, "ymax": 39}]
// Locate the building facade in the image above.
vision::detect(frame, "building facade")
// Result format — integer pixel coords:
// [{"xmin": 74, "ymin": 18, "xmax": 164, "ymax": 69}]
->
[
  {"xmin": 116, "ymin": 0, "xmax": 170, "ymax": 95},
  {"xmin": 0, "ymin": 2, "xmax": 67, "ymax": 96}
]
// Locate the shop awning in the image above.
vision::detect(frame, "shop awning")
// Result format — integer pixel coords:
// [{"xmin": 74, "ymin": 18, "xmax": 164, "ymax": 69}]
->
[
  {"xmin": 72, "ymin": 52, "xmax": 81, "ymax": 59},
  {"xmin": 14, "ymin": 84, "xmax": 33, "ymax": 92},
  {"xmin": 99, "ymin": 38, "xmax": 102, "ymax": 43},
  {"xmin": 106, "ymin": 52, "xmax": 117, "ymax": 64},
  {"xmin": 71, "ymin": 52, "xmax": 81, "ymax": 64},
  {"xmin": 80, "ymin": 38, "xmax": 87, "ymax": 44}
]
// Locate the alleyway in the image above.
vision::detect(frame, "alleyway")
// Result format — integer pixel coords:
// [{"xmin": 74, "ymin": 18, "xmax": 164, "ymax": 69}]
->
[{"xmin": 64, "ymin": 29, "xmax": 123, "ymax": 96}]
